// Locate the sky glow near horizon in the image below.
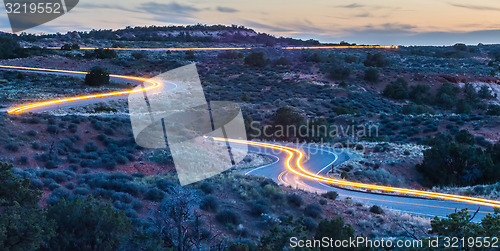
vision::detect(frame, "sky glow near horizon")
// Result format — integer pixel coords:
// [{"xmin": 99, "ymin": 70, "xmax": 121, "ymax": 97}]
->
[{"xmin": 0, "ymin": 0, "xmax": 499, "ymax": 45}]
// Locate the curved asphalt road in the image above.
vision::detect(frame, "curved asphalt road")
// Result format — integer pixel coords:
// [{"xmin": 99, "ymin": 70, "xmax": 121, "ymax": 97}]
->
[{"xmin": 244, "ymin": 143, "xmax": 496, "ymax": 220}]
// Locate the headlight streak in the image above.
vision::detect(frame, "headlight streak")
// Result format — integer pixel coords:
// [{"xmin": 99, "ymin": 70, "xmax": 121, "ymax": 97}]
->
[
  {"xmin": 32, "ymin": 45, "xmax": 398, "ymax": 51},
  {"xmin": 0, "ymin": 65, "xmax": 161, "ymax": 114},
  {"xmin": 216, "ymin": 138, "xmax": 500, "ymax": 208}
]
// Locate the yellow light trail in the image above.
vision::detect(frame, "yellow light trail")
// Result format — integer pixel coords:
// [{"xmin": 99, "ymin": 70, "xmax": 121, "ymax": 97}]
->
[
  {"xmin": 217, "ymin": 138, "xmax": 500, "ymax": 208},
  {"xmin": 37, "ymin": 45, "xmax": 398, "ymax": 51},
  {"xmin": 0, "ymin": 65, "xmax": 161, "ymax": 114}
]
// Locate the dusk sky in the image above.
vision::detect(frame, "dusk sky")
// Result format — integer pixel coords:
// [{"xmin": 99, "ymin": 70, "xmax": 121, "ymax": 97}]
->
[{"xmin": 1, "ymin": 0, "xmax": 499, "ymax": 45}]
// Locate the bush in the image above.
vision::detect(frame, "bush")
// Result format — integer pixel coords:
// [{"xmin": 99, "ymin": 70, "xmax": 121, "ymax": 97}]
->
[
  {"xmin": 200, "ymin": 195, "xmax": 219, "ymax": 212},
  {"xmin": 364, "ymin": 68, "xmax": 379, "ymax": 82},
  {"xmin": 5, "ymin": 142, "xmax": 19, "ymax": 152},
  {"xmin": 73, "ymin": 187, "xmax": 91, "ymax": 195},
  {"xmin": 287, "ymin": 194, "xmax": 304, "ymax": 207},
  {"xmin": 364, "ymin": 53, "xmax": 388, "ymax": 67},
  {"xmin": 487, "ymin": 105, "xmax": 500, "ymax": 116},
  {"xmin": 68, "ymin": 123, "xmax": 78, "ymax": 133},
  {"xmin": 218, "ymin": 50, "xmax": 243, "ymax": 59},
  {"xmin": 200, "ymin": 182, "xmax": 215, "ymax": 194},
  {"xmin": 383, "ymin": 78, "xmax": 409, "ymax": 100},
  {"xmin": 321, "ymin": 191, "xmax": 339, "ymax": 200},
  {"xmin": 303, "ymin": 217, "xmax": 318, "ymax": 231},
  {"xmin": 84, "ymin": 142, "xmax": 98, "ymax": 152},
  {"xmin": 244, "ymin": 52, "xmax": 267, "ymax": 67},
  {"xmin": 85, "ymin": 67, "xmax": 110, "ymax": 86},
  {"xmin": 111, "ymin": 192, "xmax": 133, "ymax": 203},
  {"xmin": 26, "ymin": 130, "xmax": 37, "ymax": 137},
  {"xmin": 250, "ymin": 200, "xmax": 269, "ymax": 216},
  {"xmin": 329, "ymin": 64, "xmax": 350, "ymax": 80},
  {"xmin": 304, "ymin": 203, "xmax": 322, "ymax": 218},
  {"xmin": 216, "ymin": 209, "xmax": 240, "ymax": 225},
  {"xmin": 185, "ymin": 50, "xmax": 196, "ymax": 60},
  {"xmin": 17, "ymin": 156, "xmax": 28, "ymax": 165},
  {"xmin": 45, "ymin": 160, "xmax": 58, "ymax": 169},
  {"xmin": 46, "ymin": 197, "xmax": 131, "ymax": 250},
  {"xmin": 144, "ymin": 188, "xmax": 165, "ymax": 202},
  {"xmin": 369, "ymin": 205, "xmax": 384, "ymax": 214},
  {"xmin": 84, "ymin": 48, "xmax": 117, "ymax": 59},
  {"xmin": 401, "ymin": 104, "xmax": 434, "ymax": 115}
]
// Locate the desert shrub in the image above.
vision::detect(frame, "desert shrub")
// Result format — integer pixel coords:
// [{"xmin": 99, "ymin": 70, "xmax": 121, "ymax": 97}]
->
[
  {"xmin": 244, "ymin": 52, "xmax": 267, "ymax": 67},
  {"xmin": 68, "ymin": 123, "xmax": 78, "ymax": 133},
  {"xmin": 303, "ymin": 217, "xmax": 318, "ymax": 231},
  {"xmin": 30, "ymin": 179, "xmax": 44, "ymax": 189},
  {"xmin": 115, "ymin": 155, "xmax": 128, "ymax": 165},
  {"xmin": 455, "ymin": 130, "xmax": 475, "ymax": 145},
  {"xmin": 329, "ymin": 64, "xmax": 351, "ymax": 80},
  {"xmin": 274, "ymin": 56, "xmax": 290, "ymax": 66},
  {"xmin": 111, "ymin": 192, "xmax": 133, "ymax": 203},
  {"xmin": 287, "ymin": 194, "xmax": 304, "ymax": 207},
  {"xmin": 65, "ymin": 182, "xmax": 76, "ymax": 190},
  {"xmin": 383, "ymin": 78, "xmax": 408, "ymax": 100},
  {"xmin": 85, "ymin": 67, "xmax": 110, "ymax": 86},
  {"xmin": 487, "ymin": 105, "xmax": 500, "ymax": 116},
  {"xmin": 319, "ymin": 199, "xmax": 327, "ymax": 205},
  {"xmin": 144, "ymin": 187, "xmax": 165, "ymax": 202},
  {"xmin": 250, "ymin": 200, "xmax": 269, "ymax": 216},
  {"xmin": 46, "ymin": 196, "xmax": 131, "ymax": 250},
  {"xmin": 364, "ymin": 53, "xmax": 388, "ymax": 67},
  {"xmin": 101, "ymin": 157, "xmax": 117, "ymax": 170},
  {"xmin": 125, "ymin": 208, "xmax": 138, "ymax": 218},
  {"xmin": 216, "ymin": 209, "xmax": 240, "ymax": 225},
  {"xmin": 47, "ymin": 125, "xmax": 59, "ymax": 134},
  {"xmin": 5, "ymin": 142, "xmax": 19, "ymax": 152},
  {"xmin": 304, "ymin": 203, "xmax": 322, "ymax": 218},
  {"xmin": 185, "ymin": 50, "xmax": 196, "ymax": 60},
  {"xmin": 92, "ymin": 188, "xmax": 113, "ymax": 199},
  {"xmin": 73, "ymin": 187, "xmax": 91, "ymax": 195},
  {"xmin": 47, "ymin": 187, "xmax": 71, "ymax": 205},
  {"xmin": 200, "ymin": 195, "xmax": 219, "ymax": 212},
  {"xmin": 131, "ymin": 199, "xmax": 143, "ymax": 211},
  {"xmin": 84, "ymin": 142, "xmax": 98, "ymax": 152},
  {"xmin": 48, "ymin": 182, "xmax": 61, "ymax": 191},
  {"xmin": 104, "ymin": 128, "xmax": 114, "ymax": 135},
  {"xmin": 200, "ymin": 182, "xmax": 215, "ymax": 194},
  {"xmin": 45, "ymin": 160, "xmax": 58, "ymax": 169},
  {"xmin": 17, "ymin": 156, "xmax": 28, "ymax": 165},
  {"xmin": 156, "ymin": 178, "xmax": 175, "ymax": 191},
  {"xmin": 26, "ymin": 130, "xmax": 37, "ymax": 137},
  {"xmin": 364, "ymin": 68, "xmax": 379, "ymax": 82},
  {"xmin": 218, "ymin": 50, "xmax": 243, "ymax": 59},
  {"xmin": 435, "ymin": 83, "xmax": 459, "ymax": 109},
  {"xmin": 401, "ymin": 104, "xmax": 434, "ymax": 115},
  {"xmin": 84, "ymin": 48, "xmax": 117, "ymax": 59},
  {"xmin": 321, "ymin": 191, "xmax": 339, "ymax": 200},
  {"xmin": 369, "ymin": 205, "xmax": 384, "ymax": 214},
  {"xmin": 31, "ymin": 142, "xmax": 41, "ymax": 150},
  {"xmin": 131, "ymin": 52, "xmax": 146, "ymax": 60}
]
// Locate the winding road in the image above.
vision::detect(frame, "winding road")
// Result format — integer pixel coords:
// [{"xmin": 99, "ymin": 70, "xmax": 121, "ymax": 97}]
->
[{"xmin": 1, "ymin": 63, "xmax": 499, "ymax": 220}]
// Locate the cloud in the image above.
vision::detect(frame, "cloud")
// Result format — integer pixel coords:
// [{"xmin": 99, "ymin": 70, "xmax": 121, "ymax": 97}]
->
[
  {"xmin": 216, "ymin": 6, "xmax": 238, "ymax": 13},
  {"xmin": 242, "ymin": 20, "xmax": 294, "ymax": 33},
  {"xmin": 355, "ymin": 12, "xmax": 372, "ymax": 18},
  {"xmin": 337, "ymin": 3, "xmax": 364, "ymax": 9},
  {"xmin": 78, "ymin": 3, "xmax": 134, "ymax": 12},
  {"xmin": 139, "ymin": 2, "xmax": 201, "ymax": 16},
  {"xmin": 448, "ymin": 3, "xmax": 500, "ymax": 11}
]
